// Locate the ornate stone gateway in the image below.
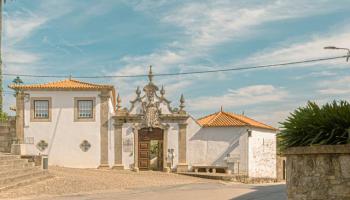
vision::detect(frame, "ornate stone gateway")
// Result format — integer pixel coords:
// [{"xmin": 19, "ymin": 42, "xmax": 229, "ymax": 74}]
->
[{"xmin": 113, "ymin": 66, "xmax": 189, "ymax": 172}]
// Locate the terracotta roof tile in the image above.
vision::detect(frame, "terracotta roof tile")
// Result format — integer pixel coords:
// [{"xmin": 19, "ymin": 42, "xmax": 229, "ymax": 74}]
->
[
  {"xmin": 9, "ymin": 79, "xmax": 114, "ymax": 90},
  {"xmin": 9, "ymin": 79, "xmax": 117, "ymax": 111},
  {"xmin": 197, "ymin": 111, "xmax": 277, "ymax": 130}
]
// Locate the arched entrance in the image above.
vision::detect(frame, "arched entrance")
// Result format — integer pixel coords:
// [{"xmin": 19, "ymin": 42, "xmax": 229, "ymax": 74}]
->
[{"xmin": 138, "ymin": 128, "xmax": 164, "ymax": 171}]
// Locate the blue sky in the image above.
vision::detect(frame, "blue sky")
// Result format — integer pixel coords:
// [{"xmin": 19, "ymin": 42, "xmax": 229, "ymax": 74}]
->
[{"xmin": 3, "ymin": 0, "xmax": 350, "ymax": 127}]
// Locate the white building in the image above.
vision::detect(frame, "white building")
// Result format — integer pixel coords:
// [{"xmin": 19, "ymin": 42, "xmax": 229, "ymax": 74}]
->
[
  {"xmin": 193, "ymin": 111, "xmax": 277, "ymax": 178},
  {"xmin": 10, "ymin": 67, "xmax": 277, "ymax": 178}
]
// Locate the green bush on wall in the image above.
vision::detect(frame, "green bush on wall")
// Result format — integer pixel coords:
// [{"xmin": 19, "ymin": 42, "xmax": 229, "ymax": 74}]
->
[{"xmin": 278, "ymin": 100, "xmax": 350, "ymax": 150}]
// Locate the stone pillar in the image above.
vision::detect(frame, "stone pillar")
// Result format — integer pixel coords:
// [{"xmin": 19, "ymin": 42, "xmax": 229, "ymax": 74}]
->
[
  {"xmin": 133, "ymin": 127, "xmax": 139, "ymax": 172},
  {"xmin": 163, "ymin": 127, "xmax": 170, "ymax": 172},
  {"xmin": 98, "ymin": 90, "xmax": 109, "ymax": 168},
  {"xmin": 177, "ymin": 123, "xmax": 188, "ymax": 172},
  {"xmin": 15, "ymin": 91, "xmax": 25, "ymax": 143},
  {"xmin": 112, "ymin": 122, "xmax": 124, "ymax": 169},
  {"xmin": 12, "ymin": 92, "xmax": 25, "ymax": 155}
]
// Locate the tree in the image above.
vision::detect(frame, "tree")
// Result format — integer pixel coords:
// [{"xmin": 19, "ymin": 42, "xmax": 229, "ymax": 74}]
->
[{"xmin": 278, "ymin": 100, "xmax": 350, "ymax": 150}]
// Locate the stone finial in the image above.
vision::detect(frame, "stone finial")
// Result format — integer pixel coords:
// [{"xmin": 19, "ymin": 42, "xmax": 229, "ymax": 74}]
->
[
  {"xmin": 136, "ymin": 86, "xmax": 141, "ymax": 98},
  {"xmin": 12, "ymin": 76, "xmax": 23, "ymax": 85},
  {"xmin": 116, "ymin": 93, "xmax": 122, "ymax": 110},
  {"xmin": 160, "ymin": 85, "xmax": 165, "ymax": 97},
  {"xmin": 148, "ymin": 65, "xmax": 153, "ymax": 83},
  {"xmin": 179, "ymin": 94, "xmax": 185, "ymax": 111}
]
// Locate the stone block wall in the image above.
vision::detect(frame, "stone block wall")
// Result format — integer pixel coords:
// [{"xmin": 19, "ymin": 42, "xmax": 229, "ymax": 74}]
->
[
  {"xmin": 285, "ymin": 144, "xmax": 350, "ymax": 200},
  {"xmin": 276, "ymin": 155, "xmax": 286, "ymax": 181},
  {"xmin": 0, "ymin": 118, "xmax": 16, "ymax": 153}
]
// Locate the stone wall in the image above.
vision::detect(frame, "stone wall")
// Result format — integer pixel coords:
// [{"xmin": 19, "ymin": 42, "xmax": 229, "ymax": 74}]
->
[
  {"xmin": 285, "ymin": 144, "xmax": 350, "ymax": 200},
  {"xmin": 276, "ymin": 155, "xmax": 286, "ymax": 181},
  {"xmin": 0, "ymin": 118, "xmax": 16, "ymax": 153}
]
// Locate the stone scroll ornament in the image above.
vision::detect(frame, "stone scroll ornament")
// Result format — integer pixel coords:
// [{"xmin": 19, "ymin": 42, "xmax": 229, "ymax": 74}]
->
[
  {"xmin": 80, "ymin": 140, "xmax": 91, "ymax": 152},
  {"xmin": 36, "ymin": 140, "xmax": 48, "ymax": 152}
]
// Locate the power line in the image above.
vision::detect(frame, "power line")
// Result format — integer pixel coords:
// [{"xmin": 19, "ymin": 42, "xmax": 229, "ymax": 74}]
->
[{"xmin": 2, "ymin": 55, "xmax": 349, "ymax": 79}]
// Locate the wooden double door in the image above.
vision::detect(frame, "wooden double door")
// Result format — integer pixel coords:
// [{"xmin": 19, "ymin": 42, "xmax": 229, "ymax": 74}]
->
[{"xmin": 138, "ymin": 128, "xmax": 164, "ymax": 171}]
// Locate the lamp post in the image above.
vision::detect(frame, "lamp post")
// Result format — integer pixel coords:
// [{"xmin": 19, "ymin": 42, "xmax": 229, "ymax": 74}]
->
[{"xmin": 324, "ymin": 46, "xmax": 350, "ymax": 62}]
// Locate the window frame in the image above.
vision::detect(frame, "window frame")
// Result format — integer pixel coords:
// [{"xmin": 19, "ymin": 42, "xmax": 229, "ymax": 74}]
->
[
  {"xmin": 74, "ymin": 97, "xmax": 96, "ymax": 122},
  {"xmin": 30, "ymin": 97, "xmax": 52, "ymax": 122}
]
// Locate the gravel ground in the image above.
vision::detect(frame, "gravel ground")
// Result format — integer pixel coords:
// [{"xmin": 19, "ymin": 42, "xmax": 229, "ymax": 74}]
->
[{"xmin": 0, "ymin": 167, "xmax": 209, "ymax": 199}]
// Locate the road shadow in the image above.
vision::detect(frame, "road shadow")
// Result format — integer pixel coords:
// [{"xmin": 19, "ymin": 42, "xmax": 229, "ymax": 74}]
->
[{"xmin": 231, "ymin": 184, "xmax": 287, "ymax": 200}]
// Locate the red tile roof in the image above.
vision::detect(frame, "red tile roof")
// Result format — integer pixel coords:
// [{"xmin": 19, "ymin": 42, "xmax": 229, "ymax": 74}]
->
[
  {"xmin": 198, "ymin": 110, "xmax": 277, "ymax": 130},
  {"xmin": 9, "ymin": 79, "xmax": 117, "ymax": 111},
  {"xmin": 9, "ymin": 79, "xmax": 114, "ymax": 90}
]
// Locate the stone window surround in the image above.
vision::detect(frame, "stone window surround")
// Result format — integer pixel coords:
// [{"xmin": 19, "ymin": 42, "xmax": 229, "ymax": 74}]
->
[
  {"xmin": 30, "ymin": 97, "xmax": 52, "ymax": 122},
  {"xmin": 74, "ymin": 97, "xmax": 96, "ymax": 122}
]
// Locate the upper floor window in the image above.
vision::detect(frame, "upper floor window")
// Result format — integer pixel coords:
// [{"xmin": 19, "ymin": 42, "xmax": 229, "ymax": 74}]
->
[
  {"xmin": 74, "ymin": 97, "xmax": 96, "ymax": 122},
  {"xmin": 30, "ymin": 97, "xmax": 52, "ymax": 122},
  {"xmin": 78, "ymin": 100, "xmax": 93, "ymax": 118},
  {"xmin": 34, "ymin": 100, "xmax": 49, "ymax": 118}
]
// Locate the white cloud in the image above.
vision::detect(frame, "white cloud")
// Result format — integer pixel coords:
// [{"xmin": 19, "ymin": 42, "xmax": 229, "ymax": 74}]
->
[
  {"xmin": 3, "ymin": 49, "xmax": 40, "ymax": 64},
  {"xmin": 250, "ymin": 110, "xmax": 291, "ymax": 128},
  {"xmin": 318, "ymin": 76, "xmax": 350, "ymax": 95},
  {"xmin": 242, "ymin": 28, "xmax": 350, "ymax": 68},
  {"xmin": 161, "ymin": 0, "xmax": 345, "ymax": 51},
  {"xmin": 293, "ymin": 71, "xmax": 337, "ymax": 80},
  {"xmin": 189, "ymin": 85, "xmax": 288, "ymax": 111},
  {"xmin": 116, "ymin": 0, "xmax": 349, "ymax": 92},
  {"xmin": 5, "ymin": 16, "xmax": 47, "ymax": 44}
]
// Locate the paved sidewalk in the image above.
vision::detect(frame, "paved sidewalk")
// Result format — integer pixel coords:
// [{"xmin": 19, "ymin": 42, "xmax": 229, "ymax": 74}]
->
[
  {"xmin": 23, "ymin": 182, "xmax": 286, "ymax": 200},
  {"xmin": 0, "ymin": 167, "xmax": 207, "ymax": 199}
]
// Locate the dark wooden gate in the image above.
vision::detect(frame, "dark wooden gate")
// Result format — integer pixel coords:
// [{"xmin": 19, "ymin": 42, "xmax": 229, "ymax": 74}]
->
[{"xmin": 138, "ymin": 128, "xmax": 163, "ymax": 170}]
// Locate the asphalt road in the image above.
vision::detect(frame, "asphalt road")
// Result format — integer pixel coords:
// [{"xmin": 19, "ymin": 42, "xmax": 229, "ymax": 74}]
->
[{"xmin": 28, "ymin": 182, "xmax": 286, "ymax": 200}]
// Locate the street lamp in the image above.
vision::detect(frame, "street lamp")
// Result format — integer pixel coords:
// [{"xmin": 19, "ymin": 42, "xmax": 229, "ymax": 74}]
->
[{"xmin": 324, "ymin": 46, "xmax": 350, "ymax": 62}]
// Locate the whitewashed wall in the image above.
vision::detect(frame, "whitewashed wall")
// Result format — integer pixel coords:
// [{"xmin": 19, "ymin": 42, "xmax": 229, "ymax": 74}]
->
[
  {"xmin": 248, "ymin": 128, "xmax": 277, "ymax": 178},
  {"xmin": 187, "ymin": 125, "xmax": 249, "ymax": 173},
  {"xmin": 108, "ymin": 99, "xmax": 115, "ymax": 167},
  {"xmin": 22, "ymin": 91, "xmax": 114, "ymax": 168}
]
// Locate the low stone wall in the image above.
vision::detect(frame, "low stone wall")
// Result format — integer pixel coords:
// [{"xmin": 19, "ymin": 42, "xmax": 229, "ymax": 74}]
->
[
  {"xmin": 285, "ymin": 144, "xmax": 350, "ymax": 200},
  {"xmin": 0, "ymin": 118, "xmax": 16, "ymax": 153}
]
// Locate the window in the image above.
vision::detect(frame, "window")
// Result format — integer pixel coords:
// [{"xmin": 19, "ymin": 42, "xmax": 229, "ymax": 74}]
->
[
  {"xmin": 74, "ymin": 97, "xmax": 96, "ymax": 122},
  {"xmin": 34, "ymin": 100, "xmax": 49, "ymax": 119},
  {"xmin": 30, "ymin": 97, "xmax": 52, "ymax": 122},
  {"xmin": 78, "ymin": 100, "xmax": 93, "ymax": 118}
]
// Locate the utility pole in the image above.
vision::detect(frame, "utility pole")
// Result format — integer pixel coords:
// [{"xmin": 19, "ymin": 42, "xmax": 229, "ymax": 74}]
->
[{"xmin": 0, "ymin": 0, "xmax": 3, "ymax": 114}]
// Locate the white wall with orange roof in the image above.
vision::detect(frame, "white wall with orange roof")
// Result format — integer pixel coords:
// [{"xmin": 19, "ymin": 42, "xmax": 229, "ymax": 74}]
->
[{"xmin": 21, "ymin": 90, "xmax": 115, "ymax": 168}]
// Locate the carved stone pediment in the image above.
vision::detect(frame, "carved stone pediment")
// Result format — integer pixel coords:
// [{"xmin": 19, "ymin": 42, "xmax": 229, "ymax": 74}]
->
[{"xmin": 114, "ymin": 66, "xmax": 189, "ymax": 128}]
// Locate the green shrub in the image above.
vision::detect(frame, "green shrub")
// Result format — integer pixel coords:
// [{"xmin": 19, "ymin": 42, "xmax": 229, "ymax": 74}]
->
[
  {"xmin": 0, "ymin": 112, "xmax": 8, "ymax": 122},
  {"xmin": 278, "ymin": 100, "xmax": 350, "ymax": 150}
]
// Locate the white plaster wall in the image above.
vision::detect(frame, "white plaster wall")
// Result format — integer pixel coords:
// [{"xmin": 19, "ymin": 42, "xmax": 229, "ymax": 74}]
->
[
  {"xmin": 167, "ymin": 123, "xmax": 179, "ymax": 169},
  {"xmin": 187, "ymin": 125, "xmax": 249, "ymax": 173},
  {"xmin": 248, "ymin": 128, "xmax": 277, "ymax": 178},
  {"xmin": 108, "ymin": 99, "xmax": 115, "ymax": 167},
  {"xmin": 22, "ymin": 91, "xmax": 113, "ymax": 168},
  {"xmin": 122, "ymin": 123, "xmax": 135, "ymax": 169}
]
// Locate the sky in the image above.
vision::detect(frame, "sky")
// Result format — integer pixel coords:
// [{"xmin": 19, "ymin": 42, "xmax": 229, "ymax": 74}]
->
[{"xmin": 2, "ymin": 0, "xmax": 350, "ymax": 127}]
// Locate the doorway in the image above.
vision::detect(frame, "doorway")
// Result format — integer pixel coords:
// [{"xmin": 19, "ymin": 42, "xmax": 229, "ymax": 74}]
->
[{"xmin": 138, "ymin": 128, "xmax": 164, "ymax": 171}]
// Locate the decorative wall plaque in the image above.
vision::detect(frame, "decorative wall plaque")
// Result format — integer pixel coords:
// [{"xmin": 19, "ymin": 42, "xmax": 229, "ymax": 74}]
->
[
  {"xmin": 80, "ymin": 140, "xmax": 91, "ymax": 152},
  {"xmin": 36, "ymin": 140, "xmax": 48, "ymax": 151}
]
